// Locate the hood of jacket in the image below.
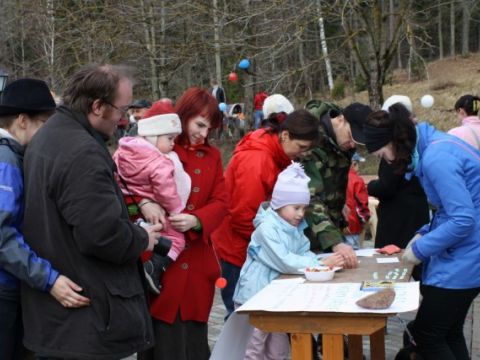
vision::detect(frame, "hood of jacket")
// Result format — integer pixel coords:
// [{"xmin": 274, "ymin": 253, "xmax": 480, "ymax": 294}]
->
[
  {"xmin": 115, "ymin": 136, "xmax": 161, "ymax": 179},
  {"xmin": 234, "ymin": 129, "xmax": 290, "ymax": 169},
  {"xmin": 253, "ymin": 201, "xmax": 308, "ymax": 233}
]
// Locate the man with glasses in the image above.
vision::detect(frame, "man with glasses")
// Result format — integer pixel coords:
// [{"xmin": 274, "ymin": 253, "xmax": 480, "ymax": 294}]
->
[{"xmin": 21, "ymin": 64, "xmax": 162, "ymax": 359}]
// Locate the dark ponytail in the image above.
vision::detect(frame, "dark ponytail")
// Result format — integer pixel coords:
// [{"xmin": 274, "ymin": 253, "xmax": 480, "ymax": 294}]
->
[
  {"xmin": 365, "ymin": 103, "xmax": 416, "ymax": 174},
  {"xmin": 454, "ymin": 95, "xmax": 480, "ymax": 116},
  {"xmin": 266, "ymin": 109, "xmax": 320, "ymax": 142}
]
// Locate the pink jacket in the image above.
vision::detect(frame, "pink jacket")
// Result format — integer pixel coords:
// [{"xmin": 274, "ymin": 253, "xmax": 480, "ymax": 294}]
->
[
  {"xmin": 448, "ymin": 116, "xmax": 480, "ymax": 150},
  {"xmin": 113, "ymin": 137, "xmax": 187, "ymax": 260}
]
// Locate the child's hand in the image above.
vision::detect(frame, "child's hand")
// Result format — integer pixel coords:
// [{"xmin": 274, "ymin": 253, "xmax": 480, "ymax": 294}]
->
[{"xmin": 322, "ymin": 253, "xmax": 345, "ymax": 268}]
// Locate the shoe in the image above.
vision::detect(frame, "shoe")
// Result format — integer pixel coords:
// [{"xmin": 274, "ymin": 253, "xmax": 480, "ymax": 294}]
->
[{"xmin": 144, "ymin": 260, "xmax": 161, "ymax": 295}]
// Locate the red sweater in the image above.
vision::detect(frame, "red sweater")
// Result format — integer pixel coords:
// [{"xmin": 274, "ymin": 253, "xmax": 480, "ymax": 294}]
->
[{"xmin": 346, "ymin": 167, "xmax": 370, "ymax": 234}]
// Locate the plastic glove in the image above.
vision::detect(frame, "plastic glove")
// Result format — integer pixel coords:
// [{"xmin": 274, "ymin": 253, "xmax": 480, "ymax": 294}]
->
[
  {"xmin": 402, "ymin": 247, "xmax": 422, "ymax": 265},
  {"xmin": 406, "ymin": 233, "xmax": 422, "ymax": 250}
]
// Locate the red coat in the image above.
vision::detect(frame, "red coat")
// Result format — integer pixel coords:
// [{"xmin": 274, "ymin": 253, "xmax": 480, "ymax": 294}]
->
[
  {"xmin": 346, "ymin": 167, "xmax": 370, "ymax": 234},
  {"xmin": 149, "ymin": 143, "xmax": 228, "ymax": 324},
  {"xmin": 211, "ymin": 129, "xmax": 290, "ymax": 267}
]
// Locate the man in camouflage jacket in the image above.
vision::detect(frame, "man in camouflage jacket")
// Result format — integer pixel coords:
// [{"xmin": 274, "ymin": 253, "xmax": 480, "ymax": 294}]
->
[{"xmin": 302, "ymin": 101, "xmax": 372, "ymax": 268}]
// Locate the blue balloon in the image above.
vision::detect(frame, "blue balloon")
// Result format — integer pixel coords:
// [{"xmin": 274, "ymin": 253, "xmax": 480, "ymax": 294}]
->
[
  {"xmin": 238, "ymin": 59, "xmax": 250, "ymax": 70},
  {"xmin": 219, "ymin": 102, "xmax": 227, "ymax": 112}
]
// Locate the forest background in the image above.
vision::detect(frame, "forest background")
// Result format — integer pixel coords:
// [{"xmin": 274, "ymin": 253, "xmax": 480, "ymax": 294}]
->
[{"xmin": 1, "ymin": 0, "xmax": 480, "ymax": 170}]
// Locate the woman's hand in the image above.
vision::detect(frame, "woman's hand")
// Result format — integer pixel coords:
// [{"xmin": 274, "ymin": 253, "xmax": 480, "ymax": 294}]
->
[
  {"xmin": 168, "ymin": 214, "xmax": 199, "ymax": 232},
  {"xmin": 322, "ymin": 253, "xmax": 345, "ymax": 268},
  {"xmin": 332, "ymin": 242, "xmax": 358, "ymax": 269},
  {"xmin": 50, "ymin": 275, "xmax": 91, "ymax": 309},
  {"xmin": 140, "ymin": 201, "xmax": 166, "ymax": 228}
]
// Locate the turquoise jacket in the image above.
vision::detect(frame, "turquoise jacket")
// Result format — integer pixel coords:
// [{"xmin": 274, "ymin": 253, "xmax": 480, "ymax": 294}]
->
[
  {"xmin": 412, "ymin": 123, "xmax": 480, "ymax": 289},
  {"xmin": 233, "ymin": 203, "xmax": 320, "ymax": 305}
]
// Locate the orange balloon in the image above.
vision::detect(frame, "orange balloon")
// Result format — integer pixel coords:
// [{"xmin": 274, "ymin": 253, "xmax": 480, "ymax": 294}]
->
[
  {"xmin": 215, "ymin": 277, "xmax": 228, "ymax": 289},
  {"xmin": 228, "ymin": 72, "xmax": 238, "ymax": 83}
]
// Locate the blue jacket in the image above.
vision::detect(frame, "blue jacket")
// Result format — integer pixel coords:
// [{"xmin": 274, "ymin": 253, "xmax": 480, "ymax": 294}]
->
[
  {"xmin": 411, "ymin": 123, "xmax": 480, "ymax": 289},
  {"xmin": 233, "ymin": 203, "xmax": 320, "ymax": 305},
  {"xmin": 0, "ymin": 134, "xmax": 58, "ymax": 297}
]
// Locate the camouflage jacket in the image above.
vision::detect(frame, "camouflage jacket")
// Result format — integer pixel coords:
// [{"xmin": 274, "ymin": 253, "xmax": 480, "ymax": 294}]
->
[{"xmin": 301, "ymin": 127, "xmax": 352, "ymax": 251}]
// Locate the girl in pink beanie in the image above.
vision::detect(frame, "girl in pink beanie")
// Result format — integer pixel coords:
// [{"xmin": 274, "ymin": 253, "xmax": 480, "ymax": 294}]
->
[{"xmin": 113, "ymin": 107, "xmax": 191, "ymax": 294}]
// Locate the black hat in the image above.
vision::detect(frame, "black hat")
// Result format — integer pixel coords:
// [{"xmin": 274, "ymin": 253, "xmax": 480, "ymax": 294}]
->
[
  {"xmin": 129, "ymin": 99, "xmax": 152, "ymax": 109},
  {"xmin": 343, "ymin": 102, "xmax": 373, "ymax": 145},
  {"xmin": 0, "ymin": 79, "xmax": 56, "ymax": 116}
]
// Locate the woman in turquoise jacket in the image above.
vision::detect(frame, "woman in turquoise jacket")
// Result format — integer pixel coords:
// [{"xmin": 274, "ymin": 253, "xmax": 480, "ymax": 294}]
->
[{"xmin": 364, "ymin": 103, "xmax": 480, "ymax": 360}]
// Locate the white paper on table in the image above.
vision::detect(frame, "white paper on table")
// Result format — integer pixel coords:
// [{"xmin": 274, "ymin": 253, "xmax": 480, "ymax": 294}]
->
[
  {"xmin": 210, "ymin": 312, "xmax": 253, "ymax": 360},
  {"xmin": 271, "ymin": 277, "xmax": 305, "ymax": 284},
  {"xmin": 237, "ymin": 281, "xmax": 420, "ymax": 314},
  {"xmin": 355, "ymin": 248, "xmax": 379, "ymax": 257},
  {"xmin": 376, "ymin": 257, "xmax": 400, "ymax": 263}
]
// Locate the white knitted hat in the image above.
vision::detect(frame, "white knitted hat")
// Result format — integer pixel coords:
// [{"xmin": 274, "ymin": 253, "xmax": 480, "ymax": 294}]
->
[
  {"xmin": 137, "ymin": 114, "xmax": 182, "ymax": 136},
  {"xmin": 271, "ymin": 162, "xmax": 311, "ymax": 210},
  {"xmin": 263, "ymin": 94, "xmax": 294, "ymax": 119},
  {"xmin": 382, "ymin": 95, "xmax": 413, "ymax": 114}
]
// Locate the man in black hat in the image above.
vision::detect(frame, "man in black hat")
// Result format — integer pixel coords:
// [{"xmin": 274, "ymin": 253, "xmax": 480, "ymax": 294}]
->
[
  {"xmin": 127, "ymin": 98, "xmax": 152, "ymax": 136},
  {"xmin": 0, "ymin": 79, "xmax": 91, "ymax": 360},
  {"xmin": 302, "ymin": 101, "xmax": 373, "ymax": 267},
  {"xmin": 21, "ymin": 65, "xmax": 162, "ymax": 359}
]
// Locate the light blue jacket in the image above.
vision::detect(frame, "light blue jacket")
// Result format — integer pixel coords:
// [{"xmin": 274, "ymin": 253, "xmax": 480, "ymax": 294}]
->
[
  {"xmin": 233, "ymin": 203, "xmax": 320, "ymax": 305},
  {"xmin": 411, "ymin": 123, "xmax": 480, "ymax": 289}
]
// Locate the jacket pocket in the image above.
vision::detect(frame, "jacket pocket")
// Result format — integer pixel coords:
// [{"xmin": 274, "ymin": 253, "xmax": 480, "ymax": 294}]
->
[{"xmin": 100, "ymin": 280, "xmax": 150, "ymax": 344}]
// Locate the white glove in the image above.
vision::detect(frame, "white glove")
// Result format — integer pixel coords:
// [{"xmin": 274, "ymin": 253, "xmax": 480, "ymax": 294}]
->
[
  {"xmin": 402, "ymin": 247, "xmax": 422, "ymax": 265},
  {"xmin": 406, "ymin": 233, "xmax": 422, "ymax": 250}
]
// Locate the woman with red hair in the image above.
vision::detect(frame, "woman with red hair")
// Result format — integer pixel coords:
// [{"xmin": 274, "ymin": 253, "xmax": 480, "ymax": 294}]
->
[{"xmin": 138, "ymin": 87, "xmax": 228, "ymax": 360}]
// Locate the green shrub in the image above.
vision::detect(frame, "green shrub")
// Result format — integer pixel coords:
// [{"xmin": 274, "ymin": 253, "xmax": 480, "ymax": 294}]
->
[{"xmin": 331, "ymin": 77, "xmax": 345, "ymax": 100}]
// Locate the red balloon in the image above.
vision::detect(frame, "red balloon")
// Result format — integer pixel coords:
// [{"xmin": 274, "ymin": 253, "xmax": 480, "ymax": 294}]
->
[
  {"xmin": 228, "ymin": 72, "xmax": 238, "ymax": 83},
  {"xmin": 215, "ymin": 277, "xmax": 228, "ymax": 289}
]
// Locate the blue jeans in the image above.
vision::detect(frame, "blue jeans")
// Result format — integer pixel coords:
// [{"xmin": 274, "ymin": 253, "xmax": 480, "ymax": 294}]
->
[
  {"xmin": 254, "ymin": 110, "xmax": 264, "ymax": 129},
  {"xmin": 220, "ymin": 260, "xmax": 241, "ymax": 320},
  {"xmin": 0, "ymin": 296, "xmax": 24, "ymax": 360},
  {"xmin": 343, "ymin": 234, "xmax": 360, "ymax": 250}
]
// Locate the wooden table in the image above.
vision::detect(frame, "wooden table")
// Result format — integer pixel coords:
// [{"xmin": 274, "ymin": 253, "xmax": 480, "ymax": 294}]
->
[{"xmin": 237, "ymin": 253, "xmax": 413, "ymax": 360}]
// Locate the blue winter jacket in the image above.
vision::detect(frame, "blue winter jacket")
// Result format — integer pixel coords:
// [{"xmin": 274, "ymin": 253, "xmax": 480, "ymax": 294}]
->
[
  {"xmin": 233, "ymin": 203, "xmax": 320, "ymax": 305},
  {"xmin": 411, "ymin": 123, "xmax": 480, "ymax": 289},
  {"xmin": 0, "ymin": 135, "xmax": 58, "ymax": 298}
]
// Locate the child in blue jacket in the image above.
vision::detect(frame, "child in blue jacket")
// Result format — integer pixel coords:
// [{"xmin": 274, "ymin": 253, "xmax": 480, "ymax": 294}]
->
[{"xmin": 233, "ymin": 162, "xmax": 344, "ymax": 359}]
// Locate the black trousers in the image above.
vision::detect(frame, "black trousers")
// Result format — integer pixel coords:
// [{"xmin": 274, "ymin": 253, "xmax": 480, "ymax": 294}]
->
[
  {"xmin": 0, "ymin": 297, "xmax": 25, "ymax": 360},
  {"xmin": 412, "ymin": 284, "xmax": 480, "ymax": 360},
  {"xmin": 138, "ymin": 314, "xmax": 210, "ymax": 360}
]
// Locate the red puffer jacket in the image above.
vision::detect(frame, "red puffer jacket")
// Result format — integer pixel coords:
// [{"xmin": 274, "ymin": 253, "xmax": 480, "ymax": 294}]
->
[
  {"xmin": 346, "ymin": 167, "xmax": 370, "ymax": 234},
  {"xmin": 211, "ymin": 129, "xmax": 290, "ymax": 267}
]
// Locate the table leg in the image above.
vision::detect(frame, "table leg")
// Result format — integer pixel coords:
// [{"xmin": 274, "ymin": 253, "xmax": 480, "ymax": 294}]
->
[
  {"xmin": 290, "ymin": 333, "xmax": 312, "ymax": 360},
  {"xmin": 322, "ymin": 334, "xmax": 344, "ymax": 360},
  {"xmin": 370, "ymin": 327, "xmax": 386, "ymax": 360},
  {"xmin": 348, "ymin": 335, "xmax": 363, "ymax": 360}
]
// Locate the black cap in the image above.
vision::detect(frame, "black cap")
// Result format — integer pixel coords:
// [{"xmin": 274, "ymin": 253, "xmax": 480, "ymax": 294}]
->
[
  {"xmin": 0, "ymin": 79, "xmax": 56, "ymax": 116},
  {"xmin": 343, "ymin": 102, "xmax": 372, "ymax": 145},
  {"xmin": 129, "ymin": 99, "xmax": 152, "ymax": 109}
]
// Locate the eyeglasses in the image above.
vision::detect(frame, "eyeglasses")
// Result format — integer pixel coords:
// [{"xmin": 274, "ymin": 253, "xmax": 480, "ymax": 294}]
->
[{"xmin": 103, "ymin": 100, "xmax": 130, "ymax": 115}]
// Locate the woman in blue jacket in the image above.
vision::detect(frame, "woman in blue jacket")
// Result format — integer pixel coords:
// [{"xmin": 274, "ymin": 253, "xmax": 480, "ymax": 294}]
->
[{"xmin": 363, "ymin": 103, "xmax": 480, "ymax": 360}]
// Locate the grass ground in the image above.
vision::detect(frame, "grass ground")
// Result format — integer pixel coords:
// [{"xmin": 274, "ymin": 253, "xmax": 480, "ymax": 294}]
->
[{"xmin": 216, "ymin": 53, "xmax": 480, "ymax": 175}]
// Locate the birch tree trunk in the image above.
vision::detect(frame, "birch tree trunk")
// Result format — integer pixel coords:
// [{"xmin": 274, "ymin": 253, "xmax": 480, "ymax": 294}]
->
[
  {"xmin": 316, "ymin": 0, "xmax": 333, "ymax": 91},
  {"xmin": 438, "ymin": 4, "xmax": 444, "ymax": 59},
  {"xmin": 450, "ymin": 0, "xmax": 456, "ymax": 57},
  {"xmin": 140, "ymin": 0, "xmax": 159, "ymax": 99},
  {"xmin": 461, "ymin": 0, "xmax": 470, "ymax": 56},
  {"xmin": 213, "ymin": 0, "xmax": 222, "ymax": 86}
]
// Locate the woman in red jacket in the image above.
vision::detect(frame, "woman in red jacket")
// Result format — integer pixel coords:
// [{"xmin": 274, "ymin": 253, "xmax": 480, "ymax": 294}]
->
[
  {"xmin": 138, "ymin": 87, "xmax": 228, "ymax": 360},
  {"xmin": 211, "ymin": 108, "xmax": 320, "ymax": 317}
]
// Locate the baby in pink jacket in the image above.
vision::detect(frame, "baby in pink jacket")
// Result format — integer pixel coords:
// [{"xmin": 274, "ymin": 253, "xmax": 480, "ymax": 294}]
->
[{"xmin": 113, "ymin": 112, "xmax": 191, "ymax": 294}]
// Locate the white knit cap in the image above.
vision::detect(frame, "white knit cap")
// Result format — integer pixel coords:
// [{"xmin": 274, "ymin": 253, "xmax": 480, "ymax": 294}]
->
[
  {"xmin": 137, "ymin": 114, "xmax": 182, "ymax": 136},
  {"xmin": 271, "ymin": 162, "xmax": 311, "ymax": 210},
  {"xmin": 382, "ymin": 95, "xmax": 413, "ymax": 114},
  {"xmin": 263, "ymin": 94, "xmax": 294, "ymax": 119}
]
